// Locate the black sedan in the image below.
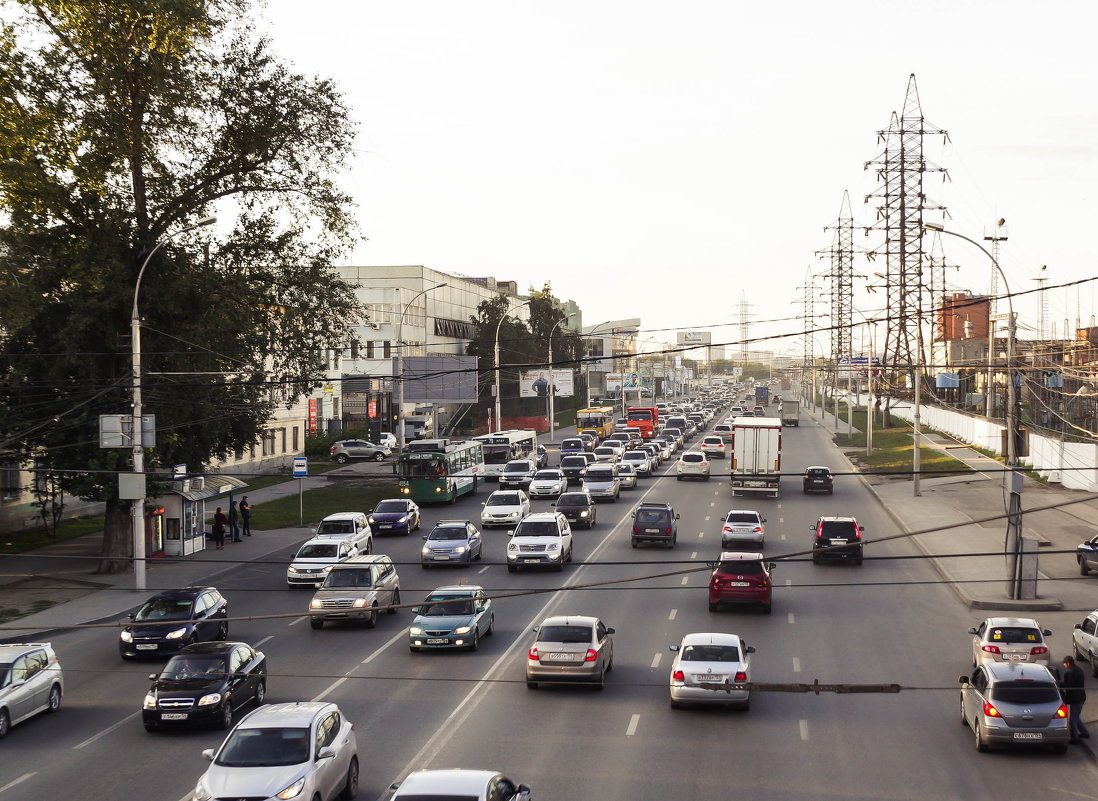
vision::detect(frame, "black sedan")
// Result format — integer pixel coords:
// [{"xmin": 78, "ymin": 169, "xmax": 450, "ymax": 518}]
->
[
  {"xmin": 142, "ymin": 641, "xmax": 266, "ymax": 731},
  {"xmin": 552, "ymin": 491, "xmax": 597, "ymax": 529},
  {"xmin": 119, "ymin": 586, "xmax": 229, "ymax": 659}
]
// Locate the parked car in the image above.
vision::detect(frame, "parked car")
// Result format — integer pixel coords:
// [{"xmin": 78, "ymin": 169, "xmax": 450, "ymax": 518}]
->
[
  {"xmin": 1073, "ymin": 610, "xmax": 1098, "ymax": 675},
  {"xmin": 315, "ymin": 511, "xmax": 375, "ymax": 550},
  {"xmin": 408, "ymin": 585, "xmax": 494, "ymax": 652},
  {"xmin": 668, "ymin": 632, "xmax": 754, "ymax": 710},
  {"xmin": 389, "ymin": 770, "xmax": 530, "ymax": 801},
  {"xmin": 499, "ymin": 459, "xmax": 537, "ymax": 489},
  {"xmin": 528, "ymin": 469, "xmax": 567, "ymax": 499},
  {"xmin": 811, "ymin": 516, "xmax": 864, "ymax": 565},
  {"xmin": 720, "ymin": 510, "xmax": 766, "ymax": 550},
  {"xmin": 421, "ymin": 520, "xmax": 484, "ymax": 567},
  {"xmin": 0, "ymin": 642, "xmax": 63, "ymax": 739},
  {"xmin": 552, "ymin": 491, "xmax": 597, "ymax": 529},
  {"xmin": 287, "ymin": 536, "xmax": 361, "ymax": 588},
  {"xmin": 616, "ymin": 462, "xmax": 638, "ymax": 489},
  {"xmin": 506, "ymin": 512, "xmax": 573, "ymax": 572},
  {"xmin": 120, "ymin": 587, "xmax": 229, "ymax": 659},
  {"xmin": 968, "ymin": 616, "xmax": 1052, "ymax": 668},
  {"xmin": 959, "ymin": 662, "xmax": 1069, "ymax": 753},
  {"xmin": 676, "ymin": 451, "xmax": 710, "ymax": 481},
  {"xmin": 631, "ymin": 502, "xmax": 679, "ymax": 548},
  {"xmin": 367, "ymin": 500, "xmax": 420, "ymax": 535},
  {"xmin": 142, "ymin": 641, "xmax": 266, "ymax": 732},
  {"xmin": 526, "ymin": 615, "xmax": 614, "ymax": 689},
  {"xmin": 582, "ymin": 464, "xmax": 621, "ymax": 502},
  {"xmin": 308, "ymin": 554, "xmax": 401, "ymax": 629},
  {"xmin": 378, "ymin": 432, "xmax": 397, "ymax": 449},
  {"xmin": 803, "ymin": 465, "xmax": 834, "ymax": 494},
  {"xmin": 192, "ymin": 702, "xmax": 359, "ymax": 801},
  {"xmin": 329, "ymin": 439, "xmax": 391, "ymax": 463},
  {"xmin": 480, "ymin": 489, "xmax": 531, "ymax": 528},
  {"xmin": 708, "ymin": 552, "xmax": 774, "ymax": 614}
]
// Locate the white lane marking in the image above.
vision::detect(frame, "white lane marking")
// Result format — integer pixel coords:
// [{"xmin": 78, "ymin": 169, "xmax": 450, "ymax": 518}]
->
[
  {"xmin": 681, "ymin": 576, "xmax": 689, "ymax": 585},
  {"xmin": 361, "ymin": 629, "xmax": 406, "ymax": 665},
  {"xmin": 668, "ymin": 609, "xmax": 677, "ymax": 620},
  {"xmin": 0, "ymin": 773, "xmax": 35, "ymax": 795},
  {"xmin": 651, "ymin": 653, "xmax": 662, "ymax": 669},
  {"xmin": 779, "ymin": 517, "xmax": 784, "ymax": 523},
  {"xmin": 709, "ymin": 501, "xmax": 715, "ymax": 507},
  {"xmin": 312, "ymin": 676, "xmax": 349, "ymax": 702},
  {"xmin": 704, "ymin": 515, "xmax": 711, "ymax": 521},
  {"xmin": 792, "ymin": 657, "xmax": 801, "ymax": 673},
  {"xmin": 800, "ymin": 719, "xmax": 809, "ymax": 740},
  {"xmin": 788, "ymin": 612, "xmax": 795, "ymax": 625},
  {"xmin": 780, "ymin": 534, "xmax": 786, "ymax": 541},
  {"xmin": 626, "ymin": 713, "xmax": 641, "ymax": 736},
  {"xmin": 288, "ymin": 616, "xmax": 306, "ymax": 626},
  {"xmin": 785, "ymin": 579, "xmax": 792, "ymax": 586},
  {"xmin": 713, "ymin": 491, "xmax": 719, "ymax": 496},
  {"xmin": 777, "ymin": 503, "xmax": 783, "ymax": 509},
  {"xmin": 698, "ymin": 531, "xmax": 704, "ymax": 539},
  {"xmin": 478, "ymin": 566, "xmax": 490, "ymax": 574},
  {"xmin": 691, "ymin": 551, "xmax": 698, "ymax": 559},
  {"xmin": 255, "ymin": 635, "xmax": 274, "ymax": 647},
  {"xmin": 74, "ymin": 711, "xmax": 140, "ymax": 749}
]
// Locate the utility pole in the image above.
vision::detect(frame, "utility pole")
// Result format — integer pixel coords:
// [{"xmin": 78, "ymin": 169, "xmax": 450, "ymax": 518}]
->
[
  {"xmin": 983, "ymin": 220, "xmax": 1008, "ymax": 418},
  {"xmin": 739, "ymin": 296, "xmax": 751, "ymax": 372}
]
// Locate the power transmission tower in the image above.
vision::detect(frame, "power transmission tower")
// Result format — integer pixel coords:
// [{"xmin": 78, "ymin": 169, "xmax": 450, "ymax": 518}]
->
[
  {"xmin": 865, "ymin": 74, "xmax": 949, "ymax": 414},
  {"xmin": 798, "ymin": 275, "xmax": 817, "ymax": 405},
  {"xmin": 818, "ymin": 191, "xmax": 858, "ymax": 374},
  {"xmin": 738, "ymin": 296, "xmax": 751, "ymax": 368}
]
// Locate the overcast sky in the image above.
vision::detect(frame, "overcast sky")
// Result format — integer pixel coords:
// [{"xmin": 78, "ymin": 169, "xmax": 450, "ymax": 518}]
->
[{"xmin": 263, "ymin": 0, "xmax": 1098, "ymax": 357}]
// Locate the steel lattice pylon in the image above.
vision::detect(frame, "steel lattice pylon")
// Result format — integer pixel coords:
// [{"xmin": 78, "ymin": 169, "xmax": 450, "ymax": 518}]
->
[{"xmin": 818, "ymin": 191, "xmax": 856, "ymax": 370}]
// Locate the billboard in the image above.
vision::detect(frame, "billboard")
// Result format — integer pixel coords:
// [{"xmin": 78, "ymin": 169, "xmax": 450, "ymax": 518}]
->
[
  {"xmin": 677, "ymin": 331, "xmax": 712, "ymax": 345},
  {"xmin": 605, "ymin": 373, "xmax": 623, "ymax": 393},
  {"xmin": 399, "ymin": 356, "xmax": 479, "ymax": 403},
  {"xmin": 520, "ymin": 369, "xmax": 574, "ymax": 398}
]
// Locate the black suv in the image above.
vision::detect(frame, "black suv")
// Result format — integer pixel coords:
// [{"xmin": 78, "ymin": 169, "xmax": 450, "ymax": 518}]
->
[
  {"xmin": 559, "ymin": 455, "xmax": 591, "ymax": 486},
  {"xmin": 803, "ymin": 466, "xmax": 834, "ymax": 495},
  {"xmin": 553, "ymin": 491, "xmax": 597, "ymax": 529},
  {"xmin": 811, "ymin": 516, "xmax": 864, "ymax": 565},
  {"xmin": 631, "ymin": 502, "xmax": 679, "ymax": 548}
]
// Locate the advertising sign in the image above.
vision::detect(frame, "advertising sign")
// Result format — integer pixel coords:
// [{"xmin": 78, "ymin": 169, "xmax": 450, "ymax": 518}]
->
[
  {"xmin": 520, "ymin": 369, "xmax": 574, "ymax": 398},
  {"xmin": 677, "ymin": 331, "xmax": 712, "ymax": 345},
  {"xmin": 606, "ymin": 373, "xmax": 623, "ymax": 393}
]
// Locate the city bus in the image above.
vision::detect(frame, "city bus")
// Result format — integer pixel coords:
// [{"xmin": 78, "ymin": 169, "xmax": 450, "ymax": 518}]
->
[
  {"xmin": 396, "ymin": 439, "xmax": 485, "ymax": 503},
  {"xmin": 472, "ymin": 429, "xmax": 538, "ymax": 479},
  {"xmin": 575, "ymin": 406, "xmax": 616, "ymax": 439}
]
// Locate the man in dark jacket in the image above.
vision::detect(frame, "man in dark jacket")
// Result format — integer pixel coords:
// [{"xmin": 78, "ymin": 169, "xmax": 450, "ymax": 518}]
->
[{"xmin": 1061, "ymin": 655, "xmax": 1090, "ymax": 743}]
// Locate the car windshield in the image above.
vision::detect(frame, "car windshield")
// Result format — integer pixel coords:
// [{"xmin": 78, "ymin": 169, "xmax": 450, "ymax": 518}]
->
[
  {"xmin": 216, "ymin": 727, "xmax": 310, "ymax": 767},
  {"xmin": 726, "ymin": 513, "xmax": 760, "ymax": 524},
  {"xmin": 624, "ymin": 451, "xmax": 646, "ymax": 460},
  {"xmin": 717, "ymin": 561, "xmax": 764, "ymax": 576},
  {"xmin": 504, "ymin": 461, "xmax": 532, "ymax": 472},
  {"xmin": 374, "ymin": 500, "xmax": 408, "ymax": 513},
  {"xmin": 561, "ymin": 457, "xmax": 586, "ymax": 468},
  {"xmin": 422, "ymin": 596, "xmax": 475, "ymax": 616},
  {"xmin": 297, "ymin": 543, "xmax": 339, "ymax": 558},
  {"xmin": 990, "ymin": 681, "xmax": 1061, "ymax": 704},
  {"xmin": 162, "ymin": 654, "xmax": 227, "ymax": 679},
  {"xmin": 556, "ymin": 494, "xmax": 589, "ymax": 507},
  {"xmin": 586, "ymin": 470, "xmax": 614, "ymax": 481},
  {"xmin": 324, "ymin": 569, "xmax": 372, "ymax": 588},
  {"xmin": 562, "ymin": 440, "xmax": 583, "ymax": 449},
  {"xmin": 627, "ymin": 410, "xmax": 653, "ymax": 421},
  {"xmin": 538, "ymin": 625, "xmax": 593, "ymax": 643},
  {"xmin": 514, "ymin": 521, "xmax": 559, "ymax": 536},
  {"xmin": 429, "ymin": 527, "xmax": 467, "ymax": 541},
  {"xmin": 819, "ymin": 521, "xmax": 857, "ymax": 538},
  {"xmin": 534, "ymin": 471, "xmax": 561, "ymax": 480},
  {"xmin": 985, "ymin": 627, "xmax": 1043, "ymax": 644},
  {"xmin": 618, "ymin": 465, "xmax": 635, "ymax": 474},
  {"xmin": 636, "ymin": 509, "xmax": 669, "ymax": 524},
  {"xmin": 486, "ymin": 493, "xmax": 520, "ymax": 506},
  {"xmin": 134, "ymin": 598, "xmax": 194, "ymax": 622},
  {"xmin": 681, "ymin": 645, "xmax": 740, "ymax": 662},
  {"xmin": 317, "ymin": 520, "xmax": 355, "ymax": 535}
]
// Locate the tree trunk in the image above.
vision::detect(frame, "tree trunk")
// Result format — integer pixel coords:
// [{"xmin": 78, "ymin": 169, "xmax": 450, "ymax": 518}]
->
[{"xmin": 97, "ymin": 498, "xmax": 134, "ymax": 575}]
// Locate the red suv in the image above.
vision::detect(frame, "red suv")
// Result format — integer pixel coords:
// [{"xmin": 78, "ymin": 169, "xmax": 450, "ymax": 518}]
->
[{"xmin": 708, "ymin": 552, "xmax": 774, "ymax": 614}]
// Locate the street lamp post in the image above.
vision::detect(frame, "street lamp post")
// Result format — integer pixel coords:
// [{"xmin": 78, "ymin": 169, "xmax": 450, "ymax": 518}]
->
[
  {"xmin": 582, "ymin": 320, "xmax": 616, "ymax": 407},
  {"xmin": 494, "ymin": 299, "xmax": 532, "ymax": 432},
  {"xmin": 924, "ymin": 222, "xmax": 1023, "ymax": 598},
  {"xmin": 395, "ymin": 282, "xmax": 447, "ymax": 454},
  {"xmin": 131, "ymin": 215, "xmax": 216, "ymax": 591},
  {"xmin": 547, "ymin": 313, "xmax": 576, "ymax": 443}
]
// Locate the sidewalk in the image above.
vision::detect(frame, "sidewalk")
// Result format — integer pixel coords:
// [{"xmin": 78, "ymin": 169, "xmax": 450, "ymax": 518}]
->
[{"xmin": 802, "ymin": 401, "xmax": 1096, "ymax": 612}]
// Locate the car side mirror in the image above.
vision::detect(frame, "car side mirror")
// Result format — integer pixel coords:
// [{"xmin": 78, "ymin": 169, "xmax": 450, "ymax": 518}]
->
[
  {"xmin": 410, "ymin": 607, "xmax": 421, "ymax": 614},
  {"xmin": 517, "ymin": 785, "xmax": 532, "ymax": 799},
  {"xmin": 1075, "ymin": 623, "xmax": 1083, "ymax": 630},
  {"xmin": 761, "ymin": 518, "xmax": 767, "ymax": 523},
  {"xmin": 959, "ymin": 675, "xmax": 970, "ymax": 685},
  {"xmin": 966, "ymin": 627, "xmax": 978, "ymax": 635},
  {"xmin": 317, "ymin": 746, "xmax": 336, "ymax": 761},
  {"xmin": 746, "ymin": 646, "xmax": 756, "ymax": 654},
  {"xmin": 1043, "ymin": 629, "xmax": 1052, "ymax": 636},
  {"xmin": 148, "ymin": 673, "xmax": 158, "ymax": 681},
  {"xmin": 127, "ymin": 613, "xmax": 135, "ymax": 620},
  {"xmin": 507, "ymin": 529, "xmax": 515, "ymax": 536},
  {"xmin": 767, "ymin": 562, "xmax": 776, "ymax": 570},
  {"xmin": 422, "ymin": 535, "xmax": 428, "ymax": 540},
  {"xmin": 606, "ymin": 627, "xmax": 616, "ymax": 634},
  {"xmin": 669, "ymin": 644, "xmax": 680, "ymax": 652},
  {"xmin": 202, "ymin": 748, "xmax": 216, "ymax": 762},
  {"xmin": 532, "ymin": 626, "xmax": 540, "ymax": 633}
]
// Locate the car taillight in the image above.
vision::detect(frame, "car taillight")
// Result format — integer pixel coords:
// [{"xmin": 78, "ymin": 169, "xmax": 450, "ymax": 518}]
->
[
  {"xmin": 528, "ymin": 648, "xmax": 539, "ymax": 660},
  {"xmin": 983, "ymin": 702, "xmax": 1001, "ymax": 718},
  {"xmin": 981, "ymin": 645, "xmax": 1001, "ymax": 654},
  {"xmin": 672, "ymin": 670, "xmax": 685, "ymax": 681},
  {"xmin": 1031, "ymin": 646, "xmax": 1048, "ymax": 655},
  {"xmin": 633, "ymin": 527, "xmax": 639, "ymax": 534},
  {"xmin": 585, "ymin": 649, "xmax": 598, "ymax": 662},
  {"xmin": 665, "ymin": 528, "xmax": 672, "ymax": 534},
  {"xmin": 1056, "ymin": 704, "xmax": 1069, "ymax": 719},
  {"xmin": 816, "ymin": 530, "xmax": 824, "ymax": 539},
  {"xmin": 722, "ymin": 525, "xmax": 732, "ymax": 532},
  {"xmin": 753, "ymin": 527, "xmax": 762, "ymax": 533},
  {"xmin": 854, "ymin": 529, "xmax": 861, "ymax": 540},
  {"xmin": 734, "ymin": 671, "xmax": 747, "ymax": 682}
]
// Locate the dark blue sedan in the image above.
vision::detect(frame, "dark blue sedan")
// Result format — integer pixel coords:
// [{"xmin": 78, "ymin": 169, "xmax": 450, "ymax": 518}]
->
[
  {"xmin": 119, "ymin": 586, "xmax": 229, "ymax": 660},
  {"xmin": 369, "ymin": 498, "xmax": 421, "ymax": 535}
]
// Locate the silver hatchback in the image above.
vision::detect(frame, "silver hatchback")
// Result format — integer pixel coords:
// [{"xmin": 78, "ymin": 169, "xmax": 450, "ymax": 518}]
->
[
  {"xmin": 526, "ymin": 615, "xmax": 615, "ymax": 689},
  {"xmin": 960, "ymin": 662, "xmax": 1069, "ymax": 753}
]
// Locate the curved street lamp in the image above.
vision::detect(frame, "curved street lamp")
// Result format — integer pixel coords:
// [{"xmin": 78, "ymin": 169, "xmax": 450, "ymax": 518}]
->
[
  {"xmin": 395, "ymin": 282, "xmax": 447, "ymax": 454},
  {"xmin": 494, "ymin": 298, "xmax": 532, "ymax": 431},
  {"xmin": 547, "ymin": 313, "xmax": 576, "ymax": 442}
]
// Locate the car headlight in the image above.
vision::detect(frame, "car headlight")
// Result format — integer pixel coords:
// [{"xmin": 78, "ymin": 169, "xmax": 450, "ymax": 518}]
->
[
  {"xmin": 197, "ymin": 693, "xmax": 222, "ymax": 707},
  {"xmin": 546, "ymin": 543, "xmax": 559, "ymax": 551},
  {"xmin": 453, "ymin": 546, "xmax": 467, "ymax": 554},
  {"xmin": 143, "ymin": 693, "xmax": 156, "ymax": 710},
  {"xmin": 454, "ymin": 626, "xmax": 472, "ymax": 635},
  {"xmin": 309, "ymin": 599, "xmax": 323, "ymax": 609},
  {"xmin": 276, "ymin": 777, "xmax": 307, "ymax": 800},
  {"xmin": 321, "ymin": 565, "xmax": 333, "ymax": 572},
  {"xmin": 398, "ymin": 515, "xmax": 408, "ymax": 523},
  {"xmin": 165, "ymin": 627, "xmax": 188, "ymax": 640},
  {"xmin": 368, "ymin": 516, "xmax": 375, "ymax": 524},
  {"xmin": 352, "ymin": 598, "xmax": 368, "ymax": 608},
  {"xmin": 288, "ymin": 566, "xmax": 300, "ymax": 573},
  {"xmin": 120, "ymin": 630, "xmax": 133, "ymax": 643},
  {"xmin": 409, "ymin": 626, "xmax": 424, "ymax": 635},
  {"xmin": 422, "ymin": 547, "xmax": 431, "ymax": 555},
  {"xmin": 579, "ymin": 511, "xmax": 589, "ymax": 517},
  {"xmin": 507, "ymin": 543, "xmax": 517, "ymax": 552}
]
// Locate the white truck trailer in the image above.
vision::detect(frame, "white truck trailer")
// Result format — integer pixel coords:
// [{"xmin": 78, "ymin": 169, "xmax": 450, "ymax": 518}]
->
[{"xmin": 730, "ymin": 417, "xmax": 782, "ymax": 498}]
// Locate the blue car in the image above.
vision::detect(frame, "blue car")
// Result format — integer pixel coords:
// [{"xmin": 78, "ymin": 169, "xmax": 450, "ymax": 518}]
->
[
  {"xmin": 119, "ymin": 587, "xmax": 229, "ymax": 660},
  {"xmin": 368, "ymin": 498, "xmax": 421, "ymax": 535},
  {"xmin": 408, "ymin": 586, "xmax": 495, "ymax": 652},
  {"xmin": 559, "ymin": 438, "xmax": 586, "ymax": 460}
]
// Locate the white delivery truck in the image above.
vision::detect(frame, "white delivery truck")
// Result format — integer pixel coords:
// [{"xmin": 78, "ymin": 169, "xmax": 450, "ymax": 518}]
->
[
  {"xmin": 780, "ymin": 399, "xmax": 800, "ymax": 427},
  {"xmin": 730, "ymin": 417, "xmax": 782, "ymax": 498}
]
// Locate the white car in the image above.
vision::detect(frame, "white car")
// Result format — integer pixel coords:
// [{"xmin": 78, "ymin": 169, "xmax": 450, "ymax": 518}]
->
[
  {"xmin": 0, "ymin": 642, "xmax": 63, "ymax": 739},
  {"xmin": 506, "ymin": 512, "xmax": 573, "ymax": 572},
  {"xmin": 669, "ymin": 632, "xmax": 755, "ymax": 710},
  {"xmin": 620, "ymin": 450, "xmax": 653, "ymax": 477},
  {"xmin": 699, "ymin": 435, "xmax": 727, "ymax": 459},
  {"xmin": 1072, "ymin": 610, "xmax": 1098, "ymax": 673},
  {"xmin": 528, "ymin": 469, "xmax": 567, "ymax": 499},
  {"xmin": 676, "ymin": 451, "xmax": 710, "ymax": 481},
  {"xmin": 720, "ymin": 510, "xmax": 766, "ymax": 550},
  {"xmin": 287, "ymin": 535, "xmax": 363, "ymax": 587},
  {"xmin": 592, "ymin": 446, "xmax": 619, "ymax": 463},
  {"xmin": 480, "ymin": 490, "xmax": 531, "ymax": 528},
  {"xmin": 651, "ymin": 438, "xmax": 674, "ymax": 460},
  {"xmin": 616, "ymin": 463, "xmax": 638, "ymax": 489},
  {"xmin": 389, "ymin": 769, "xmax": 531, "ymax": 801},
  {"xmin": 316, "ymin": 511, "xmax": 374, "ymax": 551},
  {"xmin": 193, "ymin": 702, "xmax": 358, "ymax": 801},
  {"xmin": 378, "ymin": 432, "xmax": 397, "ymax": 449}
]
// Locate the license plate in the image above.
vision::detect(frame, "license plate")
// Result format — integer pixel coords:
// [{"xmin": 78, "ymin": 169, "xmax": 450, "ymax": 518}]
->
[
  {"xmin": 696, "ymin": 675, "xmax": 727, "ymax": 683},
  {"xmin": 729, "ymin": 581, "xmax": 750, "ymax": 587},
  {"xmin": 1005, "ymin": 653, "xmax": 1027, "ymax": 662},
  {"xmin": 547, "ymin": 652, "xmax": 575, "ymax": 660},
  {"xmin": 646, "ymin": 528, "xmax": 660, "ymax": 534},
  {"xmin": 379, "ymin": 524, "xmax": 392, "ymax": 529},
  {"xmin": 433, "ymin": 555, "xmax": 450, "ymax": 561},
  {"xmin": 830, "ymin": 539, "xmax": 847, "ymax": 546},
  {"xmin": 426, "ymin": 638, "xmax": 448, "ymax": 644},
  {"xmin": 136, "ymin": 644, "xmax": 158, "ymax": 651},
  {"xmin": 1013, "ymin": 732, "xmax": 1042, "ymax": 740},
  {"xmin": 747, "ymin": 481, "xmax": 764, "ymax": 487},
  {"xmin": 160, "ymin": 713, "xmax": 188, "ymax": 721}
]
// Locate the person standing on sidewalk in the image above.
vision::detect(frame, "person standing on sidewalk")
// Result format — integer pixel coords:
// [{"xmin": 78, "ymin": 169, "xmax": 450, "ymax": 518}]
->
[
  {"xmin": 211, "ymin": 507, "xmax": 228, "ymax": 550},
  {"xmin": 240, "ymin": 496, "xmax": 253, "ymax": 536},
  {"xmin": 228, "ymin": 501, "xmax": 241, "ymax": 542},
  {"xmin": 1061, "ymin": 655, "xmax": 1090, "ymax": 743}
]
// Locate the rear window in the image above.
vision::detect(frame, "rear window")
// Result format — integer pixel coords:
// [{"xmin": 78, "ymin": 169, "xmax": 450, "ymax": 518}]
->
[
  {"xmin": 990, "ymin": 681, "xmax": 1061, "ymax": 705},
  {"xmin": 681, "ymin": 644, "xmax": 740, "ymax": 662},
  {"xmin": 726, "ymin": 513, "xmax": 760, "ymax": 524},
  {"xmin": 806, "ymin": 468, "xmax": 831, "ymax": 477},
  {"xmin": 538, "ymin": 625, "xmax": 593, "ymax": 643},
  {"xmin": 636, "ymin": 509, "xmax": 670, "ymax": 524},
  {"xmin": 682, "ymin": 453, "xmax": 705, "ymax": 463},
  {"xmin": 819, "ymin": 520, "xmax": 858, "ymax": 538},
  {"xmin": 716, "ymin": 560, "xmax": 764, "ymax": 576},
  {"xmin": 703, "ymin": 437, "xmax": 722, "ymax": 444},
  {"xmin": 985, "ymin": 627, "xmax": 1044, "ymax": 644},
  {"xmin": 561, "ymin": 456, "xmax": 587, "ymax": 467}
]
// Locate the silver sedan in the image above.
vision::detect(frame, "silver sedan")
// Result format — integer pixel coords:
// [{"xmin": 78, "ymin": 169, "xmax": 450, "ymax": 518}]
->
[{"xmin": 526, "ymin": 615, "xmax": 614, "ymax": 689}]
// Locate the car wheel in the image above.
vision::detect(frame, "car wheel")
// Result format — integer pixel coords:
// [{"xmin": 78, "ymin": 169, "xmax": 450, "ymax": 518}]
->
[
  {"xmin": 670, "ymin": 699, "xmax": 683, "ymax": 710},
  {"xmin": 341, "ymin": 756, "xmax": 360, "ymax": 799},
  {"xmin": 708, "ymin": 602, "xmax": 719, "ymax": 613},
  {"xmin": 469, "ymin": 631, "xmax": 480, "ymax": 651},
  {"xmin": 335, "ymin": 454, "xmax": 349, "ymax": 464},
  {"xmin": 975, "ymin": 721, "xmax": 988, "ymax": 752},
  {"xmin": 47, "ymin": 684, "xmax": 61, "ymax": 713},
  {"xmin": 486, "ymin": 615, "xmax": 495, "ymax": 636},
  {"xmin": 1053, "ymin": 743, "xmax": 1068, "ymax": 755},
  {"xmin": 555, "ymin": 558, "xmax": 565, "ymax": 572},
  {"xmin": 388, "ymin": 588, "xmax": 400, "ymax": 614},
  {"xmin": 1092, "ymin": 650, "xmax": 1098, "ymax": 679},
  {"xmin": 1081, "ymin": 558, "xmax": 1090, "ymax": 576},
  {"xmin": 364, "ymin": 604, "xmax": 378, "ymax": 629},
  {"xmin": 143, "ymin": 723, "xmax": 158, "ymax": 733},
  {"xmin": 593, "ymin": 668, "xmax": 606, "ymax": 691},
  {"xmin": 254, "ymin": 680, "xmax": 266, "ymax": 707},
  {"xmin": 960, "ymin": 695, "xmax": 967, "ymax": 727},
  {"xmin": 217, "ymin": 621, "xmax": 228, "ymax": 640},
  {"xmin": 676, "ymin": 476, "xmax": 682, "ymax": 481},
  {"xmin": 373, "ymin": 452, "xmax": 385, "ymax": 462},
  {"xmin": 738, "ymin": 699, "xmax": 751, "ymax": 712},
  {"xmin": 761, "ymin": 603, "xmax": 772, "ymax": 615},
  {"xmin": 217, "ymin": 700, "xmax": 233, "ymax": 730},
  {"xmin": 310, "ymin": 617, "xmax": 324, "ymax": 630}
]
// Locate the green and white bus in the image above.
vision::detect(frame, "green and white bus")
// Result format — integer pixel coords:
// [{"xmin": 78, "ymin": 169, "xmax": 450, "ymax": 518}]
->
[{"xmin": 396, "ymin": 439, "xmax": 485, "ymax": 503}]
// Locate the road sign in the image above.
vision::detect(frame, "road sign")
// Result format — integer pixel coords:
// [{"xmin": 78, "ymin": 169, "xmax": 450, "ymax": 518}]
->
[{"xmin": 292, "ymin": 457, "xmax": 308, "ymax": 478}]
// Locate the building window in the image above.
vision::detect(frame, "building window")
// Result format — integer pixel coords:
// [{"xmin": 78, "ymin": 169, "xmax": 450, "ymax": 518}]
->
[
  {"xmin": 350, "ymin": 341, "xmax": 359, "ymax": 360},
  {"xmin": 383, "ymin": 341, "xmax": 392, "ymax": 358},
  {"xmin": 292, "ymin": 426, "xmax": 300, "ymax": 451},
  {"xmin": 280, "ymin": 427, "xmax": 287, "ymax": 453},
  {"xmin": 1, "ymin": 460, "xmax": 21, "ymax": 502},
  {"xmin": 366, "ymin": 340, "xmax": 375, "ymax": 359}
]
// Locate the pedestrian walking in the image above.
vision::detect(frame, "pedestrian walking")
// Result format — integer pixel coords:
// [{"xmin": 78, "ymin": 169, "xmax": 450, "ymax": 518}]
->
[
  {"xmin": 240, "ymin": 496, "xmax": 253, "ymax": 536},
  {"xmin": 1061, "ymin": 655, "xmax": 1090, "ymax": 743},
  {"xmin": 229, "ymin": 501, "xmax": 241, "ymax": 542},
  {"xmin": 211, "ymin": 507, "xmax": 227, "ymax": 550}
]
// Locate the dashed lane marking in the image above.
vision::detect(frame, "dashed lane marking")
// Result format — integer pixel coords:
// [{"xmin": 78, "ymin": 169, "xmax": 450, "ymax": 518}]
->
[
  {"xmin": 788, "ymin": 612, "xmax": 796, "ymax": 625},
  {"xmin": 255, "ymin": 635, "xmax": 274, "ymax": 647},
  {"xmin": 0, "ymin": 773, "xmax": 35, "ymax": 795},
  {"xmin": 74, "ymin": 712, "xmax": 140, "ymax": 750},
  {"xmin": 478, "ymin": 566, "xmax": 490, "ymax": 574},
  {"xmin": 698, "ymin": 531, "xmax": 705, "ymax": 539},
  {"xmin": 680, "ymin": 576, "xmax": 689, "ymax": 585},
  {"xmin": 792, "ymin": 657, "xmax": 801, "ymax": 673},
  {"xmin": 651, "ymin": 653, "xmax": 662, "ymax": 669},
  {"xmin": 800, "ymin": 720, "xmax": 809, "ymax": 740},
  {"xmin": 288, "ymin": 616, "xmax": 306, "ymax": 626},
  {"xmin": 691, "ymin": 552, "xmax": 698, "ymax": 559},
  {"xmin": 668, "ymin": 609, "xmax": 677, "ymax": 620},
  {"xmin": 626, "ymin": 713, "xmax": 641, "ymax": 736}
]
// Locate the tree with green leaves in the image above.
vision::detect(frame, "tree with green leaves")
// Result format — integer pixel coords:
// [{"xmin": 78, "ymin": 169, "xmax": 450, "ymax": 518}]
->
[{"xmin": 0, "ymin": 0, "xmax": 360, "ymax": 570}]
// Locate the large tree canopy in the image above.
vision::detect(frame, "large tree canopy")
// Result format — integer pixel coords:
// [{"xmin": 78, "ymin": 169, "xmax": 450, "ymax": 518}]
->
[{"xmin": 0, "ymin": 0, "xmax": 361, "ymax": 569}]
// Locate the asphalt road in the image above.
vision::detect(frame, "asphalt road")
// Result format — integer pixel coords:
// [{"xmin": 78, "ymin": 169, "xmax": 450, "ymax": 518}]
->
[{"xmin": 1, "ymin": 415, "xmax": 1093, "ymax": 800}]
